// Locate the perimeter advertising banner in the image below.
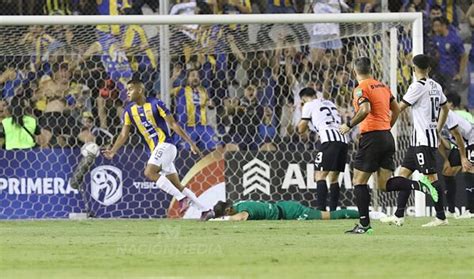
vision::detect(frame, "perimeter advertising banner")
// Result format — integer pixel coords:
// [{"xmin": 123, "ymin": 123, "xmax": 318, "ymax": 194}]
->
[
  {"xmin": 224, "ymin": 151, "xmax": 469, "ymax": 214},
  {"xmin": 0, "ymin": 149, "xmax": 225, "ymax": 219}
]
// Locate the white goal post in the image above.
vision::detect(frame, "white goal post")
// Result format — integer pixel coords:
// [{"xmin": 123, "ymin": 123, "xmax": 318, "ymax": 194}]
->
[{"xmin": 0, "ymin": 12, "xmax": 426, "ymax": 217}]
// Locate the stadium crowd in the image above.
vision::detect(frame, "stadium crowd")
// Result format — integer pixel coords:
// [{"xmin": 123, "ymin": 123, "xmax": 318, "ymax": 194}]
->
[{"xmin": 0, "ymin": 0, "xmax": 472, "ymax": 152}]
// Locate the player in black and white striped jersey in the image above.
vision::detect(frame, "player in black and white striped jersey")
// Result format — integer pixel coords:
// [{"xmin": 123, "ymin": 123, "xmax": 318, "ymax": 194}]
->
[
  {"xmin": 297, "ymin": 87, "xmax": 348, "ymax": 211},
  {"xmin": 438, "ymin": 97, "xmax": 474, "ymax": 219},
  {"xmin": 381, "ymin": 54, "xmax": 450, "ymax": 227}
]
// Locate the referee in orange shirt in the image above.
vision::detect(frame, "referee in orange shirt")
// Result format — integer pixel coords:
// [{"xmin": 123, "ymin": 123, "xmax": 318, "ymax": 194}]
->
[{"xmin": 340, "ymin": 57, "xmax": 436, "ymax": 234}]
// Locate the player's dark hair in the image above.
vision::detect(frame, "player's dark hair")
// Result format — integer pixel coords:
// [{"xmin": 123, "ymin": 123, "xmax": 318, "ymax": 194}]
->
[
  {"xmin": 127, "ymin": 78, "xmax": 144, "ymax": 87},
  {"xmin": 433, "ymin": 16, "xmax": 449, "ymax": 26},
  {"xmin": 354, "ymin": 57, "xmax": 371, "ymax": 75},
  {"xmin": 446, "ymin": 93, "xmax": 461, "ymax": 108},
  {"xmin": 213, "ymin": 200, "xmax": 232, "ymax": 218},
  {"xmin": 412, "ymin": 54, "xmax": 431, "ymax": 70},
  {"xmin": 299, "ymin": 87, "xmax": 317, "ymax": 98}
]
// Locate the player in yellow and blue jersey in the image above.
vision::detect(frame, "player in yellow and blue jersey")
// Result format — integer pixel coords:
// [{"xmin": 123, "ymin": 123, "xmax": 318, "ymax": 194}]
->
[{"xmin": 103, "ymin": 79, "xmax": 214, "ymax": 219}]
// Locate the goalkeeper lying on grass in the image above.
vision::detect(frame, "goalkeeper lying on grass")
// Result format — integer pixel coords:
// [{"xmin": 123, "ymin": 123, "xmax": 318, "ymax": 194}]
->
[{"xmin": 209, "ymin": 200, "xmax": 385, "ymax": 221}]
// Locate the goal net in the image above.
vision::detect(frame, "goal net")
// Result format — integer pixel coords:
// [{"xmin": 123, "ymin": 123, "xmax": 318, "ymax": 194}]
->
[{"xmin": 0, "ymin": 13, "xmax": 423, "ymax": 219}]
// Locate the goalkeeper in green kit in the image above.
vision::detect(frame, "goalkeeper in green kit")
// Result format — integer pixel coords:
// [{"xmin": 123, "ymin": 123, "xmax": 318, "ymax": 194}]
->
[{"xmin": 209, "ymin": 200, "xmax": 375, "ymax": 221}]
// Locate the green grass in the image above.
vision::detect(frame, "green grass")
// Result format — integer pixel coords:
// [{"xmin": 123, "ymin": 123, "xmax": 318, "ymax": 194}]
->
[{"xmin": 1, "ymin": 218, "xmax": 473, "ymax": 279}]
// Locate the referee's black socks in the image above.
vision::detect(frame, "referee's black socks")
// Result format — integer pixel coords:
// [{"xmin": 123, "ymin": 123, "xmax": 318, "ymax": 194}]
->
[
  {"xmin": 316, "ymin": 180, "xmax": 328, "ymax": 211},
  {"xmin": 354, "ymin": 184, "xmax": 371, "ymax": 227}
]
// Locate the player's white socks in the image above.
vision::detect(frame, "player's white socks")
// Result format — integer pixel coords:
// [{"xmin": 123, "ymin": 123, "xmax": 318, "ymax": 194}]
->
[
  {"xmin": 156, "ymin": 176, "xmax": 186, "ymax": 201},
  {"xmin": 182, "ymin": 188, "xmax": 207, "ymax": 210}
]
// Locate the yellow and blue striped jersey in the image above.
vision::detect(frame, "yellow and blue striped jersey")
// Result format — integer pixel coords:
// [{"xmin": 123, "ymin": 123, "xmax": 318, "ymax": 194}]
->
[
  {"xmin": 123, "ymin": 25, "xmax": 157, "ymax": 71},
  {"xmin": 269, "ymin": 0, "xmax": 293, "ymax": 8},
  {"xmin": 96, "ymin": 0, "xmax": 132, "ymax": 35},
  {"xmin": 35, "ymin": 34, "xmax": 55, "ymax": 65},
  {"xmin": 122, "ymin": 97, "xmax": 173, "ymax": 151},
  {"xmin": 43, "ymin": 0, "xmax": 72, "ymax": 15},
  {"xmin": 174, "ymin": 86, "xmax": 209, "ymax": 127}
]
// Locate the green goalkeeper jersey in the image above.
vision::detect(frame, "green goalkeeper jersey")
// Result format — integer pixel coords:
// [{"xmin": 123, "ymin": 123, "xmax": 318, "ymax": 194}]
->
[
  {"xmin": 233, "ymin": 201, "xmax": 312, "ymax": 220},
  {"xmin": 233, "ymin": 201, "xmax": 280, "ymax": 220}
]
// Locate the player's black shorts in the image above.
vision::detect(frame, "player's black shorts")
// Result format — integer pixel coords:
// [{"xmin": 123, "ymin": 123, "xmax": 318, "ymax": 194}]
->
[
  {"xmin": 314, "ymin": 142, "xmax": 348, "ymax": 172},
  {"xmin": 354, "ymin": 130, "xmax": 395, "ymax": 173},
  {"xmin": 401, "ymin": 146, "xmax": 437, "ymax": 174},
  {"xmin": 448, "ymin": 148, "xmax": 461, "ymax": 167},
  {"xmin": 447, "ymin": 144, "xmax": 474, "ymax": 167}
]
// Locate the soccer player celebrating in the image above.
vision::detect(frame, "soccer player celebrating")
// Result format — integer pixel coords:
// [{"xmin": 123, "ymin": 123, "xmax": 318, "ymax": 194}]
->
[
  {"xmin": 380, "ymin": 54, "xmax": 450, "ymax": 227},
  {"xmin": 298, "ymin": 88, "xmax": 348, "ymax": 211},
  {"xmin": 340, "ymin": 57, "xmax": 439, "ymax": 234},
  {"xmin": 103, "ymin": 79, "xmax": 213, "ymax": 219},
  {"xmin": 211, "ymin": 200, "xmax": 365, "ymax": 221}
]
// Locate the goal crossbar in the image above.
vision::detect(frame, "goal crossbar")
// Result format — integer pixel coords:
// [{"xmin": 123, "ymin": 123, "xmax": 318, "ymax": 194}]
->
[{"xmin": 1, "ymin": 12, "xmax": 422, "ymax": 25}]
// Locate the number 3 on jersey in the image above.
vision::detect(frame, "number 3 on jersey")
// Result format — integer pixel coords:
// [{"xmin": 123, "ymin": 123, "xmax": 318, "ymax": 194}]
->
[
  {"xmin": 320, "ymin": 107, "xmax": 341, "ymax": 125},
  {"xmin": 315, "ymin": 152, "xmax": 323, "ymax": 164}
]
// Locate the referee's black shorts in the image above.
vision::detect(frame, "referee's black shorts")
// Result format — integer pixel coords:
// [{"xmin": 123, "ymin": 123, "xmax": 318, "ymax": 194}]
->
[{"xmin": 354, "ymin": 130, "xmax": 395, "ymax": 173}]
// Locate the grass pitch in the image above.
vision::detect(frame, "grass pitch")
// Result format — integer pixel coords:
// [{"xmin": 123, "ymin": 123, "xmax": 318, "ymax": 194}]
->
[{"xmin": 1, "ymin": 218, "xmax": 473, "ymax": 279}]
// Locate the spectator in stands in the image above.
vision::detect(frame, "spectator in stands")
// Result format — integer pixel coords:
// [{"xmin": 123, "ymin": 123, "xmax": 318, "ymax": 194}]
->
[
  {"xmin": 72, "ymin": 0, "xmax": 97, "ymax": 15},
  {"xmin": 258, "ymin": 106, "xmax": 278, "ymax": 151},
  {"xmin": 31, "ymin": 0, "xmax": 73, "ymax": 15},
  {"xmin": 215, "ymin": 0, "xmax": 252, "ymax": 14},
  {"xmin": 432, "ymin": 16, "xmax": 468, "ymax": 89},
  {"xmin": 67, "ymin": 69, "xmax": 93, "ymax": 120},
  {"xmin": 122, "ymin": 19, "xmax": 158, "ymax": 93},
  {"xmin": 83, "ymin": 32, "xmax": 133, "ymax": 102},
  {"xmin": 78, "ymin": 111, "xmax": 114, "ymax": 148},
  {"xmin": 346, "ymin": 0, "xmax": 380, "ymax": 13},
  {"xmin": 1, "ymin": 95, "xmax": 44, "ymax": 150},
  {"xmin": 0, "ymin": 57, "xmax": 31, "ymax": 100},
  {"xmin": 173, "ymin": 69, "xmax": 219, "ymax": 151},
  {"xmin": 37, "ymin": 62, "xmax": 77, "ymax": 147},
  {"xmin": 266, "ymin": 0, "xmax": 296, "ymax": 13},
  {"xmin": 96, "ymin": 79, "xmax": 124, "ymax": 134},
  {"xmin": 307, "ymin": 0, "xmax": 346, "ymax": 65},
  {"xmin": 427, "ymin": 0, "xmax": 460, "ymax": 27},
  {"xmin": 19, "ymin": 25, "xmax": 56, "ymax": 69},
  {"xmin": 169, "ymin": 0, "xmax": 199, "ymax": 63},
  {"xmin": 234, "ymin": 84, "xmax": 264, "ymax": 150}
]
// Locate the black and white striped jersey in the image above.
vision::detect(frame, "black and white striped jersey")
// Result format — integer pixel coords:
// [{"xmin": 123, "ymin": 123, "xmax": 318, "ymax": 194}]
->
[
  {"xmin": 301, "ymin": 99, "xmax": 348, "ymax": 144},
  {"xmin": 402, "ymin": 78, "xmax": 447, "ymax": 148},
  {"xmin": 443, "ymin": 110, "xmax": 474, "ymax": 147}
]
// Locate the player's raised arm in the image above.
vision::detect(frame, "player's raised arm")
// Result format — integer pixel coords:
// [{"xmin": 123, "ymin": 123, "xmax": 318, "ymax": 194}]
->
[
  {"xmin": 164, "ymin": 114, "xmax": 202, "ymax": 157},
  {"xmin": 102, "ymin": 124, "xmax": 131, "ymax": 160}
]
